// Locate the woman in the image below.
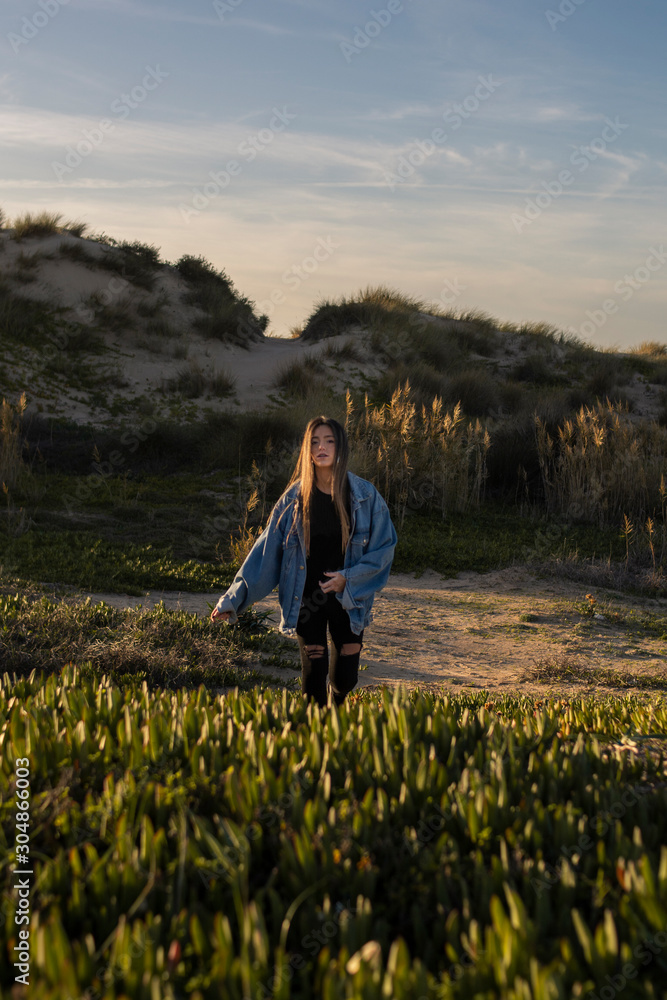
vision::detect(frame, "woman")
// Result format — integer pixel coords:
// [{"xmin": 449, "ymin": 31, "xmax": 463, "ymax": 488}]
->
[{"xmin": 210, "ymin": 416, "xmax": 397, "ymax": 708}]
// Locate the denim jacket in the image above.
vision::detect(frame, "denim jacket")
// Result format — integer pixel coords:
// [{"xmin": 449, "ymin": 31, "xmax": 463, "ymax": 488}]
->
[{"xmin": 214, "ymin": 471, "xmax": 397, "ymax": 636}]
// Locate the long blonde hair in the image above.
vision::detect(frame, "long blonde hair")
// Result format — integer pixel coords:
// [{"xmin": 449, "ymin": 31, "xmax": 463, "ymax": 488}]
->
[{"xmin": 284, "ymin": 416, "xmax": 350, "ymax": 555}]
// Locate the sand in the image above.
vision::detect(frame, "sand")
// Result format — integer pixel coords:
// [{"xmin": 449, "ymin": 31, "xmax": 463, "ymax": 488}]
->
[{"xmin": 79, "ymin": 566, "xmax": 667, "ymax": 699}]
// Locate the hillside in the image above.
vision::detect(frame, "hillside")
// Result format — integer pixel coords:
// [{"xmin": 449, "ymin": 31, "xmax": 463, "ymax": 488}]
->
[{"xmin": 2, "ymin": 212, "xmax": 666, "ymax": 439}]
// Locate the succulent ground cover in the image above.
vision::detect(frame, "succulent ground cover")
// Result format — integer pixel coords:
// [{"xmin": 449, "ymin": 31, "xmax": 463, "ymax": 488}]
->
[{"xmin": 1, "ymin": 670, "xmax": 666, "ymax": 998}]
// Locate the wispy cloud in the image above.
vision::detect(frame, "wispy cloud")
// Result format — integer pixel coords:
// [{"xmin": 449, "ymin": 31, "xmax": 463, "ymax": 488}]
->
[
  {"xmin": 68, "ymin": 0, "xmax": 219, "ymax": 27},
  {"xmin": 0, "ymin": 178, "xmax": 178, "ymax": 190}
]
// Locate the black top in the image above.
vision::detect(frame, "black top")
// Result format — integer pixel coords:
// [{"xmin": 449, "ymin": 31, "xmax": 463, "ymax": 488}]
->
[{"xmin": 304, "ymin": 485, "xmax": 350, "ymax": 593}]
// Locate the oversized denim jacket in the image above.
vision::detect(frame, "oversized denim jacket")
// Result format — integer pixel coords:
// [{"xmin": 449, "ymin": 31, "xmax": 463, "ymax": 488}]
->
[{"xmin": 214, "ymin": 472, "xmax": 397, "ymax": 636}]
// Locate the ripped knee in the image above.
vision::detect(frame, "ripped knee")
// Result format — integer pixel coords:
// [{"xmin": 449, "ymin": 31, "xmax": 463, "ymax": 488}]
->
[
  {"xmin": 340, "ymin": 643, "xmax": 362, "ymax": 656},
  {"xmin": 305, "ymin": 644, "xmax": 326, "ymax": 659}
]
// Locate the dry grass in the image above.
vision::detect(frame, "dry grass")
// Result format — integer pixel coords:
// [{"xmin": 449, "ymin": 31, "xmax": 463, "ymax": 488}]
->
[
  {"xmin": 0, "ymin": 393, "xmax": 27, "ymax": 489},
  {"xmin": 10, "ymin": 211, "xmax": 88, "ymax": 239},
  {"xmin": 272, "ymin": 355, "xmax": 328, "ymax": 397},
  {"xmin": 524, "ymin": 653, "xmax": 667, "ymax": 690},
  {"xmin": 162, "ymin": 361, "xmax": 236, "ymax": 399},
  {"xmin": 536, "ymin": 401, "xmax": 667, "ymax": 524},
  {"xmin": 346, "ymin": 384, "xmax": 490, "ymax": 525},
  {"xmin": 629, "ymin": 341, "xmax": 667, "ymax": 358}
]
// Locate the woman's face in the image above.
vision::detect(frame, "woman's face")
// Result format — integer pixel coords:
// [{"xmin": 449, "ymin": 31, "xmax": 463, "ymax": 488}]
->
[{"xmin": 311, "ymin": 424, "xmax": 336, "ymax": 471}]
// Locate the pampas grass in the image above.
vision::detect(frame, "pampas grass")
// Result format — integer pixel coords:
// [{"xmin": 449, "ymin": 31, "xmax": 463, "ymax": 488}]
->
[
  {"xmin": 1, "ymin": 393, "xmax": 27, "ymax": 489},
  {"xmin": 535, "ymin": 400, "xmax": 667, "ymax": 524},
  {"xmin": 346, "ymin": 384, "xmax": 490, "ymax": 526}
]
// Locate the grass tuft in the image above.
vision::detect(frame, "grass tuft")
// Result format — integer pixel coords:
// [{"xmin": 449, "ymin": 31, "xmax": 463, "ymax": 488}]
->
[
  {"xmin": 273, "ymin": 355, "xmax": 328, "ymax": 397},
  {"xmin": 301, "ymin": 285, "xmax": 428, "ymax": 342},
  {"xmin": 525, "ymin": 653, "xmax": 667, "ymax": 689},
  {"xmin": 11, "ymin": 211, "xmax": 64, "ymax": 238},
  {"xmin": 163, "ymin": 361, "xmax": 236, "ymax": 399}
]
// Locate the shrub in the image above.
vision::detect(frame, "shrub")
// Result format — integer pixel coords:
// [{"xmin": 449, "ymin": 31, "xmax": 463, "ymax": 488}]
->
[
  {"xmin": 145, "ymin": 317, "xmax": 177, "ymax": 339},
  {"xmin": 0, "ymin": 281, "xmax": 56, "ymax": 344},
  {"xmin": 443, "ymin": 368, "xmax": 500, "ymax": 417},
  {"xmin": 650, "ymin": 363, "xmax": 667, "ymax": 386},
  {"xmin": 104, "ymin": 241, "xmax": 161, "ymax": 289},
  {"xmin": 137, "ymin": 292, "xmax": 168, "ymax": 318},
  {"xmin": 301, "ymin": 285, "xmax": 427, "ymax": 342},
  {"xmin": 444, "ymin": 311, "xmax": 500, "ymax": 355},
  {"xmin": 175, "ymin": 254, "xmax": 267, "ymax": 344},
  {"xmin": 58, "ymin": 241, "xmax": 98, "ymax": 267},
  {"xmin": 175, "ymin": 253, "xmax": 235, "ymax": 292},
  {"xmin": 322, "ymin": 338, "xmax": 365, "ymax": 363},
  {"xmin": 485, "ymin": 415, "xmax": 540, "ymax": 497},
  {"xmin": 162, "ymin": 361, "xmax": 236, "ymax": 399},
  {"xmin": 13, "ymin": 250, "xmax": 42, "ymax": 283},
  {"xmin": 512, "ymin": 352, "xmax": 561, "ymax": 385},
  {"xmin": 118, "ymin": 239, "xmax": 161, "ymax": 268},
  {"xmin": 372, "ymin": 360, "xmax": 447, "ymax": 409},
  {"xmin": 585, "ymin": 354, "xmax": 631, "ymax": 397},
  {"xmin": 497, "ymin": 379, "xmax": 527, "ymax": 415},
  {"xmin": 94, "ymin": 296, "xmax": 135, "ymax": 332},
  {"xmin": 404, "ymin": 323, "xmax": 464, "ymax": 370},
  {"xmin": 273, "ymin": 355, "xmax": 327, "ymax": 397}
]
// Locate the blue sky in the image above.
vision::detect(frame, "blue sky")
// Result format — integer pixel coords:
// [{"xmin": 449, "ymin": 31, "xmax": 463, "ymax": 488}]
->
[{"xmin": 1, "ymin": 0, "xmax": 666, "ymax": 346}]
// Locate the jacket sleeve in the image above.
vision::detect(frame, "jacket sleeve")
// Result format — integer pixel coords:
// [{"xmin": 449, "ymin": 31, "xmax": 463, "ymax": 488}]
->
[
  {"xmin": 338, "ymin": 490, "xmax": 397, "ymax": 610},
  {"xmin": 213, "ymin": 500, "xmax": 289, "ymax": 623}
]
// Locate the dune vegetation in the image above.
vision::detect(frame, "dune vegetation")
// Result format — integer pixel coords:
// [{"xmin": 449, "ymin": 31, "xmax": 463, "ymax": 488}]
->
[{"xmin": 1, "ymin": 211, "xmax": 667, "ymax": 998}]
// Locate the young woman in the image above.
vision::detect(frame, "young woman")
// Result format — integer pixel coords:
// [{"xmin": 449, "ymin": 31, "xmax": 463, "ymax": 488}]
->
[{"xmin": 210, "ymin": 416, "xmax": 397, "ymax": 708}]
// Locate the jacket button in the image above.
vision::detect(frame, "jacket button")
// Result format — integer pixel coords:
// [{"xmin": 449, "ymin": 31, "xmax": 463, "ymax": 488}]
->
[{"xmin": 299, "ymin": 565, "xmax": 304, "ymax": 570}]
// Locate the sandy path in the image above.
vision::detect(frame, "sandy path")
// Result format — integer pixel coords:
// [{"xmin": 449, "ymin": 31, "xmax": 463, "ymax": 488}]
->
[{"xmin": 82, "ymin": 567, "xmax": 667, "ymax": 698}]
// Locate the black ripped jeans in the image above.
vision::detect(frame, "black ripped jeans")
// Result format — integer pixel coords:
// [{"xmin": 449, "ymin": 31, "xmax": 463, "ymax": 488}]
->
[{"xmin": 296, "ymin": 587, "xmax": 364, "ymax": 707}]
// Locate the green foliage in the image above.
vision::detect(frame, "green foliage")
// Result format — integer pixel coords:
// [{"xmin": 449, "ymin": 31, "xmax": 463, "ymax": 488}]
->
[
  {"xmin": 175, "ymin": 253, "xmax": 235, "ymax": 292},
  {"xmin": 0, "ymin": 279, "xmax": 59, "ymax": 345},
  {"xmin": 175, "ymin": 254, "xmax": 268, "ymax": 344},
  {"xmin": 0, "ymin": 529, "xmax": 236, "ymax": 593},
  {"xmin": 273, "ymin": 354, "xmax": 328, "ymax": 397},
  {"xmin": 393, "ymin": 506, "xmax": 624, "ymax": 577},
  {"xmin": 94, "ymin": 240, "xmax": 161, "ymax": 290},
  {"xmin": 58, "ymin": 240, "xmax": 99, "ymax": 267},
  {"xmin": 0, "ymin": 593, "xmax": 288, "ymax": 686},
  {"xmin": 1, "ymin": 672, "xmax": 666, "ymax": 998},
  {"xmin": 301, "ymin": 285, "xmax": 428, "ymax": 341},
  {"xmin": 512, "ymin": 352, "xmax": 564, "ymax": 386},
  {"xmin": 163, "ymin": 361, "xmax": 236, "ymax": 399}
]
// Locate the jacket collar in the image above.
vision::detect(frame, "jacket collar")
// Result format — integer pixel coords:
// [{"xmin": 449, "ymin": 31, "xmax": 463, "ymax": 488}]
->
[{"xmin": 282, "ymin": 470, "xmax": 373, "ymax": 507}]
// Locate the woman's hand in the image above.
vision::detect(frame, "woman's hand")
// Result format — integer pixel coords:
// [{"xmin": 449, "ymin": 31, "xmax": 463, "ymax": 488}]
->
[
  {"xmin": 320, "ymin": 571, "xmax": 346, "ymax": 594},
  {"xmin": 210, "ymin": 608, "xmax": 232, "ymax": 624}
]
